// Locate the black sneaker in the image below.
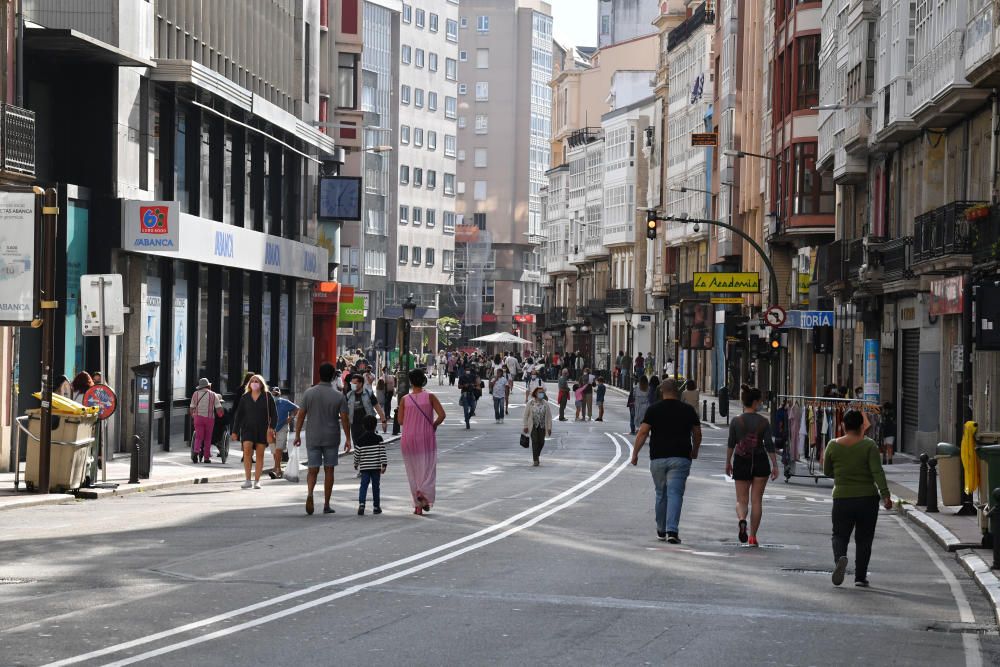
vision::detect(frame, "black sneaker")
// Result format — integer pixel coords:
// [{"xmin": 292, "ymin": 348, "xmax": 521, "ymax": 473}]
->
[
  {"xmin": 373, "ymin": 507, "xmax": 382, "ymax": 515},
  {"xmin": 738, "ymin": 519, "xmax": 748, "ymax": 544},
  {"xmin": 657, "ymin": 531, "xmax": 666, "ymax": 541},
  {"xmin": 854, "ymin": 579, "xmax": 870, "ymax": 588},
  {"xmin": 323, "ymin": 506, "xmax": 336, "ymax": 514},
  {"xmin": 666, "ymin": 533, "xmax": 681, "ymax": 544},
  {"xmin": 358, "ymin": 505, "xmax": 365, "ymax": 516},
  {"xmin": 832, "ymin": 556, "xmax": 848, "ymax": 586}
]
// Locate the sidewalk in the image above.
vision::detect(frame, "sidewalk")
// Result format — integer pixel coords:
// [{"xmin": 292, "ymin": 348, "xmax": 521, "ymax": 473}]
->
[{"xmin": 0, "ymin": 434, "xmax": 400, "ymax": 512}]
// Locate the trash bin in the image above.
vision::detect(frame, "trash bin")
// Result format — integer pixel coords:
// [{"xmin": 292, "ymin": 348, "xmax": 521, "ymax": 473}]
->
[
  {"xmin": 976, "ymin": 444, "xmax": 1000, "ymax": 509},
  {"xmin": 24, "ymin": 409, "xmax": 97, "ymax": 492},
  {"xmin": 936, "ymin": 442, "xmax": 962, "ymax": 506}
]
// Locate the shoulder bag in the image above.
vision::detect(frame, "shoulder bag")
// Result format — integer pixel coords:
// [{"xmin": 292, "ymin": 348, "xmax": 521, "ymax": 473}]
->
[{"xmin": 266, "ymin": 394, "xmax": 277, "ymax": 444}]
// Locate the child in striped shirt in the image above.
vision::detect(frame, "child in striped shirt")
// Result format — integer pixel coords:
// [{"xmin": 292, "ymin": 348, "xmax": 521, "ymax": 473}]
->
[{"xmin": 354, "ymin": 414, "xmax": 388, "ymax": 515}]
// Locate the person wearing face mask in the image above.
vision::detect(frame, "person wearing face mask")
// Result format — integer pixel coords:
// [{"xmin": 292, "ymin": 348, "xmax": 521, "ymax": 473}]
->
[
  {"xmin": 231, "ymin": 374, "xmax": 278, "ymax": 489},
  {"xmin": 346, "ymin": 374, "xmax": 387, "ymax": 446},
  {"xmin": 522, "ymin": 385, "xmax": 553, "ymax": 466}
]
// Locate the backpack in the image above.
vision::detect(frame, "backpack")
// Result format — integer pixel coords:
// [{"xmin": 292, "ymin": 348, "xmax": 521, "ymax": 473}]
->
[{"xmin": 734, "ymin": 416, "xmax": 766, "ymax": 458}]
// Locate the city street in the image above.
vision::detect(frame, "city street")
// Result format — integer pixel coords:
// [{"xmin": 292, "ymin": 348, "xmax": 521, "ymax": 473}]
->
[{"xmin": 0, "ymin": 385, "xmax": 997, "ymax": 666}]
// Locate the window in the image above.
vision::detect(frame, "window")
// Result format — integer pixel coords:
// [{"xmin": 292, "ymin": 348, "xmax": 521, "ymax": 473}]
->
[
  {"xmin": 444, "ymin": 134, "xmax": 457, "ymax": 157},
  {"xmin": 445, "ymin": 96, "xmax": 457, "ymax": 119},
  {"xmin": 401, "ymin": 84, "xmax": 411, "ymax": 104},
  {"xmin": 458, "ymin": 83, "xmax": 468, "ymax": 95},
  {"xmin": 415, "ymin": 8, "xmax": 425, "ymax": 28},
  {"xmin": 796, "ymin": 35, "xmax": 820, "ymax": 110},
  {"xmin": 457, "ymin": 149, "xmax": 466, "ymax": 161},
  {"xmin": 428, "ymin": 52, "xmax": 438, "ymax": 72},
  {"xmin": 413, "ymin": 206, "xmax": 422, "ymax": 225},
  {"xmin": 459, "ymin": 50, "xmax": 468, "ymax": 62},
  {"xmin": 475, "ymin": 82, "xmax": 489, "ymax": 101},
  {"xmin": 474, "ymin": 148, "xmax": 488, "ymax": 167},
  {"xmin": 428, "ymin": 91, "xmax": 438, "ymax": 111},
  {"xmin": 414, "ymin": 88, "xmax": 424, "ymax": 108},
  {"xmin": 427, "ymin": 131, "xmax": 437, "ymax": 150},
  {"xmin": 444, "ymin": 173, "xmax": 456, "ymax": 195},
  {"xmin": 443, "ymin": 249, "xmax": 454, "ymax": 271},
  {"xmin": 399, "ymin": 245, "xmax": 408, "ymax": 264},
  {"xmin": 414, "ymin": 127, "xmax": 423, "ymax": 147},
  {"xmin": 415, "ymin": 48, "xmax": 424, "ymax": 68},
  {"xmin": 400, "ymin": 205, "xmax": 409, "ymax": 224},
  {"xmin": 399, "ymin": 165, "xmax": 409, "ymax": 184},
  {"xmin": 426, "ymin": 248, "xmax": 435, "ymax": 266},
  {"xmin": 474, "ymin": 212, "xmax": 486, "ymax": 229},
  {"xmin": 429, "ymin": 13, "xmax": 439, "ymax": 32},
  {"xmin": 402, "ymin": 45, "xmax": 412, "ymax": 65},
  {"xmin": 477, "ymin": 15, "xmax": 489, "ymax": 33},
  {"xmin": 426, "ymin": 208, "xmax": 436, "ymax": 226},
  {"xmin": 457, "ymin": 116, "xmax": 466, "ymax": 129},
  {"xmin": 475, "ymin": 114, "xmax": 488, "ymax": 134},
  {"xmin": 790, "ymin": 142, "xmax": 834, "ymax": 215},
  {"xmin": 338, "ymin": 53, "xmax": 356, "ymax": 109},
  {"xmin": 444, "ymin": 212, "xmax": 456, "ymax": 234},
  {"xmin": 402, "ymin": 4, "xmax": 411, "ymax": 23},
  {"xmin": 413, "ymin": 246, "xmax": 422, "ymax": 265},
  {"xmin": 304, "ymin": 23, "xmax": 312, "ymax": 100},
  {"xmin": 400, "ymin": 125, "xmax": 410, "ymax": 144},
  {"xmin": 427, "ymin": 170, "xmax": 437, "ymax": 189},
  {"xmin": 446, "ymin": 18, "xmax": 458, "ymax": 42},
  {"xmin": 413, "ymin": 167, "xmax": 423, "ymax": 187},
  {"xmin": 474, "ymin": 181, "xmax": 487, "ymax": 201},
  {"xmin": 445, "ymin": 58, "xmax": 457, "ymax": 81},
  {"xmin": 601, "ymin": 15, "xmax": 609, "ymax": 35},
  {"xmin": 476, "ymin": 49, "xmax": 489, "ymax": 69},
  {"xmin": 460, "ymin": 17, "xmax": 468, "ymax": 28}
]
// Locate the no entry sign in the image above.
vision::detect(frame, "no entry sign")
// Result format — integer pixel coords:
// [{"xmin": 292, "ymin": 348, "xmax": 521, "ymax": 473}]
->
[{"xmin": 83, "ymin": 384, "xmax": 118, "ymax": 421}]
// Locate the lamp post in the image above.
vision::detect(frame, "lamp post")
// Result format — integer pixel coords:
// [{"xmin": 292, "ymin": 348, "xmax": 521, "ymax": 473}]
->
[
  {"xmin": 624, "ymin": 306, "xmax": 634, "ymax": 391},
  {"xmin": 394, "ymin": 294, "xmax": 417, "ymax": 435}
]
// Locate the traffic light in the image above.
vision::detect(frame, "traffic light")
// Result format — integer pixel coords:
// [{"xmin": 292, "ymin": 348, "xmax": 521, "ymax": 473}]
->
[
  {"xmin": 646, "ymin": 210, "xmax": 657, "ymax": 240},
  {"xmin": 769, "ymin": 330, "xmax": 782, "ymax": 353}
]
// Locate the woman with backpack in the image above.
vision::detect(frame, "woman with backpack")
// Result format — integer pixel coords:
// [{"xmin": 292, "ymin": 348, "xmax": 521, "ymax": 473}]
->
[{"xmin": 725, "ymin": 387, "xmax": 778, "ymax": 546}]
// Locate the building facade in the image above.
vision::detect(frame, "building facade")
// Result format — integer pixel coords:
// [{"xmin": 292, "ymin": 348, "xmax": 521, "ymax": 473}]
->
[{"xmin": 598, "ymin": 0, "xmax": 661, "ymax": 49}]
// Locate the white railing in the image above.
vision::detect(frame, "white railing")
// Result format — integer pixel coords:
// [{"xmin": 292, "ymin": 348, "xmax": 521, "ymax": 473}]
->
[{"xmin": 965, "ymin": 2, "xmax": 996, "ymax": 77}]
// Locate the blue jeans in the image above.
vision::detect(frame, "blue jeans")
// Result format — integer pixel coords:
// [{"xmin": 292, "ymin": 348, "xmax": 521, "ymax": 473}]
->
[
  {"xmin": 629, "ymin": 406, "xmax": 635, "ymax": 433},
  {"xmin": 493, "ymin": 396, "xmax": 505, "ymax": 420},
  {"xmin": 649, "ymin": 457, "xmax": 692, "ymax": 534},
  {"xmin": 358, "ymin": 470, "xmax": 381, "ymax": 507},
  {"xmin": 461, "ymin": 392, "xmax": 476, "ymax": 424}
]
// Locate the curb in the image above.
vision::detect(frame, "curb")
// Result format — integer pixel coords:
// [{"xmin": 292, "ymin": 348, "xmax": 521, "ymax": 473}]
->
[
  {"xmin": 957, "ymin": 551, "xmax": 1000, "ymax": 627},
  {"xmin": 6, "ymin": 435, "xmax": 403, "ymax": 509}
]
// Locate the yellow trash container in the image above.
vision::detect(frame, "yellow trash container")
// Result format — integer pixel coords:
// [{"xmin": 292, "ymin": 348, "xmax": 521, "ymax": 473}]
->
[{"xmin": 24, "ymin": 409, "xmax": 97, "ymax": 492}]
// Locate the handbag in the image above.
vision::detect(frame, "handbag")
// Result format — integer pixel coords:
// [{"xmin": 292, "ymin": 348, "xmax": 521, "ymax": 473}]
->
[
  {"xmin": 266, "ymin": 394, "xmax": 277, "ymax": 445},
  {"xmin": 519, "ymin": 433, "xmax": 530, "ymax": 448}
]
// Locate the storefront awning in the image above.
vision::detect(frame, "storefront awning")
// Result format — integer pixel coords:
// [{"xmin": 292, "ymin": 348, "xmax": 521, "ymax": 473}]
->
[{"xmin": 25, "ymin": 28, "xmax": 156, "ymax": 68}]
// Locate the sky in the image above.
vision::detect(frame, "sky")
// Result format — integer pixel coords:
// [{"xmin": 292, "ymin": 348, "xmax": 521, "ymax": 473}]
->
[{"xmin": 549, "ymin": 0, "xmax": 598, "ymax": 49}]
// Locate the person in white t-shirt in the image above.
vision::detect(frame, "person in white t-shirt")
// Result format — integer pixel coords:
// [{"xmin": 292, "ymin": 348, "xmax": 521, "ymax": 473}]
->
[{"xmin": 490, "ymin": 372, "xmax": 509, "ymax": 424}]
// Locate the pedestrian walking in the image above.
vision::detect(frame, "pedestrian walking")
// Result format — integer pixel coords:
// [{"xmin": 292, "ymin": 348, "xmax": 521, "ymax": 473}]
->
[
  {"xmin": 231, "ymin": 374, "xmax": 279, "ymax": 489},
  {"xmin": 682, "ymin": 379, "xmax": 700, "ymax": 414},
  {"xmin": 647, "ymin": 375, "xmax": 661, "ymax": 406},
  {"xmin": 354, "ymin": 414, "xmax": 387, "ymax": 515},
  {"xmin": 447, "ymin": 353, "xmax": 458, "ymax": 386},
  {"xmin": 458, "ymin": 366, "xmax": 480, "ymax": 429},
  {"xmin": 633, "ymin": 353, "xmax": 645, "ymax": 380},
  {"xmin": 381, "ymin": 367, "xmax": 396, "ymax": 417},
  {"xmin": 823, "ymin": 409, "xmax": 892, "ymax": 587},
  {"xmin": 615, "ymin": 351, "xmax": 624, "ymax": 388},
  {"xmin": 346, "ymin": 374, "xmax": 387, "ymax": 442},
  {"xmin": 595, "ymin": 376, "xmax": 607, "ymax": 421},
  {"xmin": 437, "ymin": 351, "xmax": 446, "ymax": 385},
  {"xmin": 630, "ymin": 379, "xmax": 702, "ymax": 543},
  {"xmin": 294, "ymin": 363, "xmax": 351, "ymax": 514},
  {"xmin": 268, "ymin": 387, "xmax": 298, "ymax": 478},
  {"xmin": 70, "ymin": 372, "xmax": 94, "ymax": 403},
  {"xmin": 522, "ymin": 385, "xmax": 553, "ymax": 466},
  {"xmin": 724, "ymin": 387, "xmax": 779, "ymax": 546},
  {"xmin": 630, "ymin": 375, "xmax": 650, "ymax": 435},
  {"xmin": 557, "ymin": 368, "xmax": 570, "ymax": 421},
  {"xmin": 525, "ymin": 369, "xmax": 544, "ymax": 403},
  {"xmin": 582, "ymin": 368, "xmax": 594, "ymax": 421},
  {"xmin": 189, "ymin": 378, "xmax": 223, "ymax": 463},
  {"xmin": 574, "ymin": 352, "xmax": 585, "ymax": 380},
  {"xmin": 398, "ymin": 369, "xmax": 445, "ymax": 515},
  {"xmin": 490, "ymin": 370, "xmax": 509, "ymax": 423},
  {"xmin": 573, "ymin": 382, "xmax": 584, "ymax": 421}
]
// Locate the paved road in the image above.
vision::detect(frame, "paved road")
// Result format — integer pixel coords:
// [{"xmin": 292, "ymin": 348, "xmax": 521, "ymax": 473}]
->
[{"xmin": 0, "ymin": 383, "xmax": 997, "ymax": 666}]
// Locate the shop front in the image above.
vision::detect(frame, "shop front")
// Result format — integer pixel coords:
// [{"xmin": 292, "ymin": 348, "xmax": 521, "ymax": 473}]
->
[{"xmin": 116, "ymin": 200, "xmax": 327, "ymax": 452}]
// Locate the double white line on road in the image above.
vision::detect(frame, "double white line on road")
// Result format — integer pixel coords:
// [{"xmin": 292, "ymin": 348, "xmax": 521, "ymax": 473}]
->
[{"xmin": 44, "ymin": 434, "xmax": 632, "ymax": 667}]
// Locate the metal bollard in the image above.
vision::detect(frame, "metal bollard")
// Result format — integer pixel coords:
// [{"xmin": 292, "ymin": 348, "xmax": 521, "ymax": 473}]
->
[
  {"xmin": 926, "ymin": 458, "xmax": 939, "ymax": 513},
  {"xmin": 702, "ymin": 400, "xmax": 707, "ymax": 421},
  {"xmin": 917, "ymin": 453, "xmax": 929, "ymax": 506},
  {"xmin": 128, "ymin": 436, "xmax": 140, "ymax": 484},
  {"xmin": 711, "ymin": 402, "xmax": 716, "ymax": 424},
  {"xmin": 392, "ymin": 407, "xmax": 400, "ymax": 436},
  {"xmin": 992, "ymin": 489, "xmax": 1000, "ymax": 570}
]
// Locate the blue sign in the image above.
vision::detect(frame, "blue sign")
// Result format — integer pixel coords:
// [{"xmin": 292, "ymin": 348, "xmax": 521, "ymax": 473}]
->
[
  {"xmin": 214, "ymin": 231, "xmax": 234, "ymax": 258},
  {"xmin": 265, "ymin": 242, "xmax": 281, "ymax": 268},
  {"xmin": 781, "ymin": 310, "xmax": 835, "ymax": 329},
  {"xmin": 863, "ymin": 339, "xmax": 880, "ymax": 402}
]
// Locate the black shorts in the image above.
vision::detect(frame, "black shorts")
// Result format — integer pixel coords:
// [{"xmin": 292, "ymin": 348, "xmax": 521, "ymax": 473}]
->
[{"xmin": 732, "ymin": 452, "xmax": 771, "ymax": 481}]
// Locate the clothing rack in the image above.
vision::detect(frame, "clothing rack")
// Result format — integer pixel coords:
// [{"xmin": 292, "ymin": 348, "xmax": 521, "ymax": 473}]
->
[{"xmin": 775, "ymin": 394, "xmax": 883, "ymax": 484}]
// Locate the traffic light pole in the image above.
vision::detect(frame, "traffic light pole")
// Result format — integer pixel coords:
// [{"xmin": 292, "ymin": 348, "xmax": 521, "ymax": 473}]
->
[{"xmin": 648, "ymin": 212, "xmax": 783, "ymax": 404}]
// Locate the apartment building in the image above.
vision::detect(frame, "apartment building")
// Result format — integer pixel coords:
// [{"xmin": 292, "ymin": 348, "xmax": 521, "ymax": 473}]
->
[
  {"xmin": 454, "ymin": 0, "xmax": 552, "ymax": 343},
  {"xmin": 598, "ymin": 0, "xmax": 660, "ymax": 48}
]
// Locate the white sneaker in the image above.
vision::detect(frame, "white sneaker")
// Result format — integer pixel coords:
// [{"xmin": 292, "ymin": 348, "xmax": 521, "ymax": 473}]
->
[
  {"xmin": 253, "ymin": 481, "xmax": 261, "ymax": 489},
  {"xmin": 241, "ymin": 480, "xmax": 252, "ymax": 489}
]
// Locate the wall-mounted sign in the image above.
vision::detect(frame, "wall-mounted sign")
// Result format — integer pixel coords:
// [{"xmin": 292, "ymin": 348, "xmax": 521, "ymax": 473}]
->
[
  {"xmin": 780, "ymin": 310, "xmax": 835, "ymax": 329},
  {"xmin": 318, "ymin": 177, "xmax": 363, "ymax": 222},
  {"xmin": 694, "ymin": 272, "xmax": 760, "ymax": 293},
  {"xmin": 929, "ymin": 276, "xmax": 964, "ymax": 316},
  {"xmin": 798, "ymin": 272, "xmax": 811, "ymax": 294},
  {"xmin": 513, "ymin": 314, "xmax": 536, "ymax": 323},
  {"xmin": 711, "ymin": 297, "xmax": 744, "ymax": 304},
  {"xmin": 690, "ymin": 132, "xmax": 718, "ymax": 147},
  {"xmin": 338, "ymin": 296, "xmax": 366, "ymax": 323},
  {"xmin": 0, "ymin": 191, "xmax": 36, "ymax": 324}
]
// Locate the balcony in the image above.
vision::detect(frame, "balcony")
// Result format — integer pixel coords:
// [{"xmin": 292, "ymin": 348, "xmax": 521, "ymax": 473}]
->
[
  {"xmin": 965, "ymin": 2, "xmax": 1000, "ymax": 87},
  {"xmin": 974, "ymin": 206, "xmax": 1000, "ymax": 265},
  {"xmin": 873, "ymin": 77, "xmax": 918, "ymax": 145},
  {"xmin": 1, "ymin": 104, "xmax": 35, "ymax": 178},
  {"xmin": 549, "ymin": 307, "xmax": 569, "ymax": 327},
  {"xmin": 842, "ymin": 106, "xmax": 871, "ymax": 156},
  {"xmin": 820, "ymin": 240, "xmax": 846, "ymax": 287},
  {"xmin": 913, "ymin": 201, "xmax": 985, "ymax": 272},
  {"xmin": 911, "ymin": 30, "xmax": 992, "ymax": 127},
  {"xmin": 585, "ymin": 235, "xmax": 608, "ymax": 259},
  {"xmin": 606, "ymin": 288, "xmax": 633, "ymax": 309},
  {"xmin": 846, "ymin": 238, "xmax": 865, "ymax": 283},
  {"xmin": 602, "ymin": 222, "xmax": 634, "ymax": 248},
  {"xmin": 579, "ymin": 298, "xmax": 606, "ymax": 317},
  {"xmin": 876, "ymin": 236, "xmax": 914, "ymax": 286}
]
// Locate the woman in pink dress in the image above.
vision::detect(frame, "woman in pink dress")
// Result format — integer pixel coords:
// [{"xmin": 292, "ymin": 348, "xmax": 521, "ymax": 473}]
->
[{"xmin": 397, "ymin": 369, "xmax": 446, "ymax": 515}]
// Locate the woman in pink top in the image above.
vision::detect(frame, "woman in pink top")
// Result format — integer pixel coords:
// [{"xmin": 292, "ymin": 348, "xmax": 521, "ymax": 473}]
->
[{"xmin": 397, "ymin": 369, "xmax": 446, "ymax": 515}]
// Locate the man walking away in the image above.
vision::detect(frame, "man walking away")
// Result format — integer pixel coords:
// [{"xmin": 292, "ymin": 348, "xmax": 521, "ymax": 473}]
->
[
  {"xmin": 458, "ymin": 367, "xmax": 479, "ymax": 429},
  {"xmin": 557, "ymin": 368, "xmax": 570, "ymax": 421},
  {"xmin": 631, "ymin": 379, "xmax": 702, "ymax": 543},
  {"xmin": 294, "ymin": 363, "xmax": 351, "ymax": 515}
]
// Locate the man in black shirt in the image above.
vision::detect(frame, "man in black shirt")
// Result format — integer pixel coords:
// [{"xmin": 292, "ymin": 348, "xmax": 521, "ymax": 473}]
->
[{"xmin": 631, "ymin": 379, "xmax": 702, "ymax": 544}]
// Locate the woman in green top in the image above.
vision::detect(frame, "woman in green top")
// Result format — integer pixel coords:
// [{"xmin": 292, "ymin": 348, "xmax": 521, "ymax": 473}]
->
[{"xmin": 823, "ymin": 409, "xmax": 893, "ymax": 588}]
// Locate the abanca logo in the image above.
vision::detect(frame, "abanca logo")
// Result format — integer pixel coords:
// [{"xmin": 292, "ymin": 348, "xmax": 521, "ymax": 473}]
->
[{"xmin": 139, "ymin": 206, "xmax": 168, "ymax": 234}]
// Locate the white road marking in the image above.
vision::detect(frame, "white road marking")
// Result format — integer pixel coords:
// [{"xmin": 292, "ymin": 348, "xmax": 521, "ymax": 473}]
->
[
  {"xmin": 470, "ymin": 466, "xmax": 502, "ymax": 476},
  {"xmin": 893, "ymin": 515, "xmax": 981, "ymax": 667},
  {"xmin": 44, "ymin": 434, "xmax": 630, "ymax": 667}
]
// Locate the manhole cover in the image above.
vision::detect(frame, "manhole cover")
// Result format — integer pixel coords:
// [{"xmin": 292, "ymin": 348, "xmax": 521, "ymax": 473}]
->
[
  {"xmin": 0, "ymin": 577, "xmax": 33, "ymax": 585},
  {"xmin": 779, "ymin": 568, "xmax": 834, "ymax": 575}
]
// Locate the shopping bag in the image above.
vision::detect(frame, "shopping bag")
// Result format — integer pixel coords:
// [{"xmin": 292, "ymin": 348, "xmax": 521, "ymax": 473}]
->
[
  {"xmin": 284, "ymin": 446, "xmax": 301, "ymax": 483},
  {"xmin": 519, "ymin": 434, "xmax": 530, "ymax": 449}
]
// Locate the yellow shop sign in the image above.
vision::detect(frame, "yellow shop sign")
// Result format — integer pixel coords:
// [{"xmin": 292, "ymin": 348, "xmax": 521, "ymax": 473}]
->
[{"xmin": 693, "ymin": 272, "xmax": 760, "ymax": 293}]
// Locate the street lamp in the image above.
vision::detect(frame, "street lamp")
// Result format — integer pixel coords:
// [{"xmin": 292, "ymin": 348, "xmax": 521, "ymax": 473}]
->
[
  {"xmin": 394, "ymin": 294, "xmax": 417, "ymax": 435},
  {"xmin": 624, "ymin": 306, "xmax": 634, "ymax": 390}
]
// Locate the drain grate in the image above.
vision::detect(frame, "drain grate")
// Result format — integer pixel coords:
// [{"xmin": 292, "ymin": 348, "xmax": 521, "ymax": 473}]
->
[
  {"xmin": 0, "ymin": 576, "xmax": 33, "ymax": 585},
  {"xmin": 925, "ymin": 621, "xmax": 998, "ymax": 636},
  {"xmin": 779, "ymin": 567, "xmax": 834, "ymax": 575},
  {"xmin": 719, "ymin": 542, "xmax": 799, "ymax": 550}
]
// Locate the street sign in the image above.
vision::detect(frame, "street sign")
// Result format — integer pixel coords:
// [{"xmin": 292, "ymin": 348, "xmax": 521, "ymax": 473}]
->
[
  {"xmin": 691, "ymin": 132, "xmax": 718, "ymax": 147},
  {"xmin": 0, "ymin": 191, "xmax": 37, "ymax": 325},
  {"xmin": 764, "ymin": 305, "xmax": 787, "ymax": 328},
  {"xmin": 780, "ymin": 310, "xmax": 835, "ymax": 329},
  {"xmin": 711, "ymin": 297, "xmax": 744, "ymax": 304},
  {"xmin": 82, "ymin": 384, "xmax": 118, "ymax": 421},
  {"xmin": 693, "ymin": 272, "xmax": 760, "ymax": 293}
]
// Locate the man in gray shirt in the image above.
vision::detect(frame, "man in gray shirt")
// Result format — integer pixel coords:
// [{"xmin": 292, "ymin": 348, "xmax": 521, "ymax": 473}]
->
[{"xmin": 294, "ymin": 362, "xmax": 351, "ymax": 515}]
